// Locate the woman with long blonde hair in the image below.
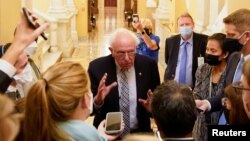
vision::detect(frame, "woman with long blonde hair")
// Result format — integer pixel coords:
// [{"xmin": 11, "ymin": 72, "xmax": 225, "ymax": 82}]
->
[{"xmin": 24, "ymin": 61, "xmax": 120, "ymax": 141}]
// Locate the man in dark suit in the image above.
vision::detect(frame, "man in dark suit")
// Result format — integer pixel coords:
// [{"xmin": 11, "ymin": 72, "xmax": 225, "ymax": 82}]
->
[
  {"xmin": 242, "ymin": 59, "xmax": 250, "ymax": 120},
  {"xmin": 196, "ymin": 9, "xmax": 250, "ymax": 120},
  {"xmin": 151, "ymin": 80, "xmax": 196, "ymax": 141},
  {"xmin": 0, "ymin": 12, "xmax": 48, "ymax": 93},
  {"xmin": 88, "ymin": 28, "xmax": 160, "ymax": 136},
  {"xmin": 164, "ymin": 12, "xmax": 208, "ymax": 88}
]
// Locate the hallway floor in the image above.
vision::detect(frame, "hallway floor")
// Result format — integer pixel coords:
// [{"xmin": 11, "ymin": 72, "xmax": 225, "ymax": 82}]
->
[{"xmin": 61, "ymin": 7, "xmax": 164, "ymax": 128}]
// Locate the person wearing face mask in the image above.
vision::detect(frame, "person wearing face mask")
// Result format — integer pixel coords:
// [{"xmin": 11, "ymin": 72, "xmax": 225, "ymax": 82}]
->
[
  {"xmin": 24, "ymin": 61, "xmax": 121, "ymax": 141},
  {"xmin": 195, "ymin": 9, "xmax": 250, "ymax": 125},
  {"xmin": 132, "ymin": 18, "xmax": 160, "ymax": 62},
  {"xmin": 192, "ymin": 33, "xmax": 228, "ymax": 141},
  {"xmin": 164, "ymin": 12, "xmax": 208, "ymax": 88}
]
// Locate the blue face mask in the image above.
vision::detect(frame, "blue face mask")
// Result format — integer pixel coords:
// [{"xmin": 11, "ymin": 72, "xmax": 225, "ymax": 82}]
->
[{"xmin": 179, "ymin": 26, "xmax": 193, "ymax": 36}]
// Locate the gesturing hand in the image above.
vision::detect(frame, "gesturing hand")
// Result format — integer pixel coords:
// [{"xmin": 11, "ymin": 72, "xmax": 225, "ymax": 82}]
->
[
  {"xmin": 138, "ymin": 89, "xmax": 153, "ymax": 113},
  {"xmin": 94, "ymin": 73, "xmax": 117, "ymax": 106}
]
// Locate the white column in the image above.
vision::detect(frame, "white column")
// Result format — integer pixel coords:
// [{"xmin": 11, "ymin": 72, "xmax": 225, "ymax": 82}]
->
[
  {"xmin": 195, "ymin": 0, "xmax": 210, "ymax": 33},
  {"xmin": 155, "ymin": 0, "xmax": 169, "ymax": 19},
  {"xmin": 48, "ymin": 0, "xmax": 74, "ymax": 57},
  {"xmin": 205, "ymin": 0, "xmax": 226, "ymax": 34},
  {"xmin": 66, "ymin": 0, "xmax": 78, "ymax": 48},
  {"xmin": 48, "ymin": 0, "xmax": 68, "ymax": 16},
  {"xmin": 153, "ymin": 0, "xmax": 172, "ymax": 51}
]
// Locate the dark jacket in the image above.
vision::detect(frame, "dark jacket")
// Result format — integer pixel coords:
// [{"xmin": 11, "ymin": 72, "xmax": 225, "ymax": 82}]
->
[
  {"xmin": 88, "ymin": 54, "xmax": 160, "ymax": 132},
  {"xmin": 164, "ymin": 32, "xmax": 208, "ymax": 87}
]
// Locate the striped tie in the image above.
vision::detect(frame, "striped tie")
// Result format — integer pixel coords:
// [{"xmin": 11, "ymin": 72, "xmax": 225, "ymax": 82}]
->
[{"xmin": 119, "ymin": 69, "xmax": 130, "ymax": 137}]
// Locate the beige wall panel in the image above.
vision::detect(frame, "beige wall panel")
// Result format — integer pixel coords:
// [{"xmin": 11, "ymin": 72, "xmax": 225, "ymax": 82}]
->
[
  {"xmin": 0, "ymin": 0, "xmax": 21, "ymax": 44},
  {"xmin": 137, "ymin": 0, "xmax": 146, "ymax": 18},
  {"xmin": 227, "ymin": 0, "xmax": 250, "ymax": 13},
  {"xmin": 32, "ymin": 0, "xmax": 50, "ymax": 12},
  {"xmin": 74, "ymin": 0, "xmax": 88, "ymax": 38}
]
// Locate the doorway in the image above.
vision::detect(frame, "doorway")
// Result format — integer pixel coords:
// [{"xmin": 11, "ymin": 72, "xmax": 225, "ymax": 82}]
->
[{"xmin": 104, "ymin": 0, "xmax": 117, "ymax": 7}]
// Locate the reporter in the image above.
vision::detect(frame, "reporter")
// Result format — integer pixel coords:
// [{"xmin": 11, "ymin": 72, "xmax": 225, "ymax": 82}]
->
[
  {"xmin": 0, "ymin": 10, "xmax": 49, "ymax": 93},
  {"xmin": 24, "ymin": 61, "xmax": 120, "ymax": 141}
]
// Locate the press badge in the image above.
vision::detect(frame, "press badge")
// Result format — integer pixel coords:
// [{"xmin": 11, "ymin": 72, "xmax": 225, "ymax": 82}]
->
[{"xmin": 198, "ymin": 57, "xmax": 204, "ymax": 67}]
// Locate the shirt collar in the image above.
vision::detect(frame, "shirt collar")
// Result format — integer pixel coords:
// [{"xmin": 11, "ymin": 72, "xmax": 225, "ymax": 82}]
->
[
  {"xmin": 244, "ymin": 53, "xmax": 250, "ymax": 61},
  {"xmin": 180, "ymin": 34, "xmax": 193, "ymax": 46},
  {"xmin": 115, "ymin": 60, "xmax": 132, "ymax": 72}
]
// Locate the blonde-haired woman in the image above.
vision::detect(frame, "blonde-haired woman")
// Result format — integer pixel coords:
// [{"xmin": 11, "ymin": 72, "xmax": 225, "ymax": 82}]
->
[
  {"xmin": 132, "ymin": 18, "xmax": 160, "ymax": 62},
  {"xmin": 24, "ymin": 61, "xmax": 120, "ymax": 141},
  {"xmin": 0, "ymin": 95, "xmax": 22, "ymax": 141}
]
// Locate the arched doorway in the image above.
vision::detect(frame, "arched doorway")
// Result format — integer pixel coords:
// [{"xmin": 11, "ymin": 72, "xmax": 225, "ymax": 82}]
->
[{"xmin": 105, "ymin": 0, "xmax": 117, "ymax": 7}]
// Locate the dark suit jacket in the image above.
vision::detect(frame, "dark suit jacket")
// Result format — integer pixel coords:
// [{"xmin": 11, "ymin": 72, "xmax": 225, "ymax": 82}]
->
[
  {"xmin": 164, "ymin": 32, "xmax": 208, "ymax": 87},
  {"xmin": 88, "ymin": 54, "xmax": 160, "ymax": 132},
  {"xmin": 0, "ymin": 70, "xmax": 12, "ymax": 93},
  {"xmin": 208, "ymin": 52, "xmax": 241, "ymax": 112}
]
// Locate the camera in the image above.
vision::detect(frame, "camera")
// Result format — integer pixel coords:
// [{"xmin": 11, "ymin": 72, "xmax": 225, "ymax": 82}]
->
[{"xmin": 132, "ymin": 14, "xmax": 139, "ymax": 23}]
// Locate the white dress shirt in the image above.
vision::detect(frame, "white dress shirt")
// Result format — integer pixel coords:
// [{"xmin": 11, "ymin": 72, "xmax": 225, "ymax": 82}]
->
[
  {"xmin": 116, "ymin": 65, "xmax": 138, "ymax": 130},
  {"xmin": 0, "ymin": 59, "xmax": 16, "ymax": 77}
]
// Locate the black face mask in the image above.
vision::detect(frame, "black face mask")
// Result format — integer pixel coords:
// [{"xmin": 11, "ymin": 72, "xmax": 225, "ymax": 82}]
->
[
  {"xmin": 223, "ymin": 38, "xmax": 243, "ymax": 54},
  {"xmin": 205, "ymin": 54, "xmax": 222, "ymax": 66},
  {"xmin": 144, "ymin": 28, "xmax": 151, "ymax": 35}
]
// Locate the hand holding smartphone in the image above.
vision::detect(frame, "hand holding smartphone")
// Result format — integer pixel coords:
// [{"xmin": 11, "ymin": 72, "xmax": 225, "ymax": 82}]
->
[
  {"xmin": 132, "ymin": 14, "xmax": 139, "ymax": 23},
  {"xmin": 22, "ymin": 7, "xmax": 47, "ymax": 40},
  {"xmin": 105, "ymin": 112, "xmax": 123, "ymax": 134}
]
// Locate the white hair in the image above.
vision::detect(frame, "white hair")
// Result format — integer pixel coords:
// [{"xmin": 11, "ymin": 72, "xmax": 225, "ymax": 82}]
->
[{"xmin": 108, "ymin": 28, "xmax": 140, "ymax": 48}]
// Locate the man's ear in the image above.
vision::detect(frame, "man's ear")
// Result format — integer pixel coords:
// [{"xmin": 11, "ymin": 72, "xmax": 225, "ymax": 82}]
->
[
  {"xmin": 109, "ymin": 47, "xmax": 115, "ymax": 57},
  {"xmin": 224, "ymin": 52, "xmax": 229, "ymax": 59},
  {"xmin": 109, "ymin": 47, "xmax": 113, "ymax": 53}
]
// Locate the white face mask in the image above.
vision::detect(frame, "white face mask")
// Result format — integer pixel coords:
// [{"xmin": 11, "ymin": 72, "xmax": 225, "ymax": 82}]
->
[
  {"xmin": 14, "ymin": 63, "xmax": 33, "ymax": 83},
  {"xmin": 25, "ymin": 41, "xmax": 38, "ymax": 56},
  {"xmin": 179, "ymin": 26, "xmax": 193, "ymax": 37}
]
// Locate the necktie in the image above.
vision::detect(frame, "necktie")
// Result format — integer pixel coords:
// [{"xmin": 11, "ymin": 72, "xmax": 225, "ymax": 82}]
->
[
  {"xmin": 179, "ymin": 42, "xmax": 188, "ymax": 84},
  {"xmin": 28, "ymin": 58, "xmax": 41, "ymax": 79},
  {"xmin": 233, "ymin": 57, "xmax": 245, "ymax": 82},
  {"xmin": 119, "ymin": 69, "xmax": 130, "ymax": 137}
]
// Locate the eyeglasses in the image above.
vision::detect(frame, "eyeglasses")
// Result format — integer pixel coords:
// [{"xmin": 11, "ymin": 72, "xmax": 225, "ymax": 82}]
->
[
  {"xmin": 115, "ymin": 50, "xmax": 135, "ymax": 58},
  {"xmin": 232, "ymin": 81, "xmax": 250, "ymax": 93}
]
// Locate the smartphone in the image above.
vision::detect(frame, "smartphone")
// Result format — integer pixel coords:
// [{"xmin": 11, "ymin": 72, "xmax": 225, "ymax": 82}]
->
[
  {"xmin": 132, "ymin": 14, "xmax": 139, "ymax": 23},
  {"xmin": 105, "ymin": 112, "xmax": 123, "ymax": 134},
  {"xmin": 22, "ymin": 7, "xmax": 47, "ymax": 40}
]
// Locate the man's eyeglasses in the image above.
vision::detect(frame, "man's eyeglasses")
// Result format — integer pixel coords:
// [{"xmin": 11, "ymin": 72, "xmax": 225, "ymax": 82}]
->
[
  {"xmin": 232, "ymin": 81, "xmax": 250, "ymax": 93},
  {"xmin": 115, "ymin": 50, "xmax": 135, "ymax": 58}
]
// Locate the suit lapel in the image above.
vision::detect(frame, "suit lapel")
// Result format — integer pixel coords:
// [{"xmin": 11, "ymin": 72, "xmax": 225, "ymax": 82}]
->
[
  {"xmin": 106, "ymin": 56, "xmax": 120, "ymax": 107},
  {"xmin": 228, "ymin": 53, "xmax": 241, "ymax": 84},
  {"xmin": 134, "ymin": 56, "xmax": 143, "ymax": 99},
  {"xmin": 172, "ymin": 36, "xmax": 181, "ymax": 68}
]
